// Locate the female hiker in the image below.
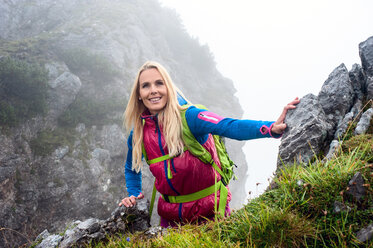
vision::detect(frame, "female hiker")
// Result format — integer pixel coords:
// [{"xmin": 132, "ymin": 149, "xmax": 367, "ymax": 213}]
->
[{"xmin": 119, "ymin": 61, "xmax": 299, "ymax": 227}]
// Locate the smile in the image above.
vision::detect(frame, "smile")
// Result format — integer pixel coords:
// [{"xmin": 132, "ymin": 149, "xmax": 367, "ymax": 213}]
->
[{"xmin": 149, "ymin": 97, "xmax": 161, "ymax": 103}]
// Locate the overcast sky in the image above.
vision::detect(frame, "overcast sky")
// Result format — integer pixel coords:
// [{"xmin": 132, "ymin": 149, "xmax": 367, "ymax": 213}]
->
[{"xmin": 159, "ymin": 0, "xmax": 373, "ymax": 201}]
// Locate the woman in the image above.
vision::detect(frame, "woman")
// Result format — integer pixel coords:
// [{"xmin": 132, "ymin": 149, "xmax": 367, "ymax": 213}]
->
[{"xmin": 119, "ymin": 61, "xmax": 299, "ymax": 227}]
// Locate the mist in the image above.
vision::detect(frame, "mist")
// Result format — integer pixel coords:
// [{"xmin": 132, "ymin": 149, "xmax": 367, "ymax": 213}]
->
[{"xmin": 159, "ymin": 0, "xmax": 373, "ymax": 198}]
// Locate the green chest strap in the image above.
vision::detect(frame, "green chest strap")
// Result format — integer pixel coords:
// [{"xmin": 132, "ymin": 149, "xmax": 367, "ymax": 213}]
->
[
  {"xmin": 146, "ymin": 153, "xmax": 228, "ymax": 219},
  {"xmin": 143, "ymin": 104, "xmax": 232, "ymax": 219}
]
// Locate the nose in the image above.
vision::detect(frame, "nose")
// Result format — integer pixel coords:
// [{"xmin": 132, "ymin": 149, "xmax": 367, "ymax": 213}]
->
[{"xmin": 150, "ymin": 84, "xmax": 157, "ymax": 94}]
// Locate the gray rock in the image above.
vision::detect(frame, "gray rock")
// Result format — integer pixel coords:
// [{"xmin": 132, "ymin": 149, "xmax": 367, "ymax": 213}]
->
[
  {"xmin": 278, "ymin": 94, "xmax": 333, "ymax": 166},
  {"xmin": 59, "ymin": 228, "xmax": 84, "ymax": 248},
  {"xmin": 99, "ymin": 124, "xmax": 126, "ymax": 157},
  {"xmin": 34, "ymin": 199, "xmax": 150, "ymax": 247},
  {"xmin": 350, "ymin": 99, "xmax": 363, "ymax": 120},
  {"xmin": 325, "ymin": 140, "xmax": 341, "ymax": 160},
  {"xmin": 35, "ymin": 234, "xmax": 63, "ymax": 248},
  {"xmin": 35, "ymin": 229, "xmax": 50, "ymax": 242},
  {"xmin": 355, "ymin": 108, "xmax": 373, "ymax": 135},
  {"xmin": 366, "ymin": 76, "xmax": 373, "ymax": 100},
  {"xmin": 0, "ymin": 166, "xmax": 16, "ymax": 183},
  {"xmin": 333, "ymin": 201, "xmax": 350, "ymax": 213},
  {"xmin": 346, "ymin": 172, "xmax": 366, "ymax": 202},
  {"xmin": 359, "ymin": 36, "xmax": 373, "ymax": 99},
  {"xmin": 144, "ymin": 226, "xmax": 167, "ymax": 239},
  {"xmin": 47, "ymin": 71, "xmax": 82, "ymax": 119},
  {"xmin": 356, "ymin": 224, "xmax": 373, "ymax": 243},
  {"xmin": 75, "ymin": 123, "xmax": 86, "ymax": 135},
  {"xmin": 77, "ymin": 218, "xmax": 102, "ymax": 234},
  {"xmin": 278, "ymin": 63, "xmax": 357, "ymax": 167},
  {"xmin": 45, "ymin": 62, "xmax": 70, "ymax": 80},
  {"xmin": 88, "ymin": 148, "xmax": 111, "ymax": 178},
  {"xmin": 359, "ymin": 36, "xmax": 373, "ymax": 77},
  {"xmin": 318, "ymin": 63, "xmax": 354, "ymax": 127},
  {"xmin": 54, "ymin": 146, "xmax": 69, "ymax": 160},
  {"xmin": 334, "ymin": 112, "xmax": 354, "ymax": 140},
  {"xmin": 348, "ymin": 63, "xmax": 366, "ymax": 100}
]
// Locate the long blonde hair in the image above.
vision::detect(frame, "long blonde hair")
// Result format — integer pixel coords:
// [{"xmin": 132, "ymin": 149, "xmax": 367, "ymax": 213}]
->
[{"xmin": 124, "ymin": 61, "xmax": 188, "ymax": 172}]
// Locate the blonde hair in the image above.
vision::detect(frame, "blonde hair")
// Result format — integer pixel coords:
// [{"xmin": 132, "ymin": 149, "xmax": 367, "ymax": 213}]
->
[{"xmin": 123, "ymin": 61, "xmax": 188, "ymax": 172}]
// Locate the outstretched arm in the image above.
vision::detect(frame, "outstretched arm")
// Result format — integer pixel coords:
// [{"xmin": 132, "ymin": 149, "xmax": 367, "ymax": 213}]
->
[
  {"xmin": 185, "ymin": 97, "xmax": 300, "ymax": 143},
  {"xmin": 186, "ymin": 107, "xmax": 279, "ymax": 142}
]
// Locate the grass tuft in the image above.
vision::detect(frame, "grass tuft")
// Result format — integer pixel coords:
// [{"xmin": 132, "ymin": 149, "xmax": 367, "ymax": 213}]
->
[{"xmin": 90, "ymin": 133, "xmax": 372, "ymax": 248}]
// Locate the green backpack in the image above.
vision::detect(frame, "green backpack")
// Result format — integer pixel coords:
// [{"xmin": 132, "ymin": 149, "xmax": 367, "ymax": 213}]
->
[
  {"xmin": 180, "ymin": 104, "xmax": 236, "ymax": 186},
  {"xmin": 144, "ymin": 104, "xmax": 237, "ymax": 219}
]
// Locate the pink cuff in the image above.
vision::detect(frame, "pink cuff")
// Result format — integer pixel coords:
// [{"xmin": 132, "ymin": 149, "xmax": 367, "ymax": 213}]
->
[{"xmin": 260, "ymin": 123, "xmax": 282, "ymax": 138}]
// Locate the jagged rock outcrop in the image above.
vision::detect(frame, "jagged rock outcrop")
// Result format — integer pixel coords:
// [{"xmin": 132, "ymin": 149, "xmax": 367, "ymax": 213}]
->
[
  {"xmin": 46, "ymin": 63, "xmax": 82, "ymax": 120},
  {"xmin": 278, "ymin": 94, "xmax": 333, "ymax": 165},
  {"xmin": 355, "ymin": 108, "xmax": 373, "ymax": 135},
  {"xmin": 34, "ymin": 199, "xmax": 150, "ymax": 248},
  {"xmin": 278, "ymin": 36, "xmax": 373, "ymax": 166},
  {"xmin": 359, "ymin": 36, "xmax": 373, "ymax": 100},
  {"xmin": 0, "ymin": 1, "xmax": 246, "ymax": 247},
  {"xmin": 318, "ymin": 64, "xmax": 355, "ymax": 127}
]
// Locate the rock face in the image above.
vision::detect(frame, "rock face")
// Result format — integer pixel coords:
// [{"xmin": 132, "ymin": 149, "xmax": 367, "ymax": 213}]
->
[
  {"xmin": 278, "ymin": 94, "xmax": 333, "ymax": 165},
  {"xmin": 34, "ymin": 199, "xmax": 150, "ymax": 248},
  {"xmin": 0, "ymin": 1, "xmax": 246, "ymax": 247},
  {"xmin": 359, "ymin": 36, "xmax": 373, "ymax": 100},
  {"xmin": 278, "ymin": 36, "xmax": 373, "ymax": 166}
]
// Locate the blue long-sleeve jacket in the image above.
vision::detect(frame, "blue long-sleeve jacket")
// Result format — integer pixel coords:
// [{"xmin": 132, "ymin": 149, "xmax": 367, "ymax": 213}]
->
[{"xmin": 124, "ymin": 106, "xmax": 279, "ymax": 197}]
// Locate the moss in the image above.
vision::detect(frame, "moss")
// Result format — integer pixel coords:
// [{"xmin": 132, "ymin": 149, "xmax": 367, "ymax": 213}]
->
[
  {"xmin": 367, "ymin": 112, "xmax": 373, "ymax": 135},
  {"xmin": 342, "ymin": 134, "xmax": 373, "ymax": 162},
  {"xmin": 0, "ymin": 57, "xmax": 49, "ymax": 127},
  {"xmin": 53, "ymin": 178, "xmax": 64, "ymax": 187},
  {"xmin": 75, "ymin": 133, "xmax": 93, "ymax": 165},
  {"xmin": 0, "ymin": 36, "xmax": 54, "ymax": 63},
  {"xmin": 14, "ymin": 169, "xmax": 22, "ymax": 188},
  {"xmin": 29, "ymin": 128, "xmax": 76, "ymax": 157},
  {"xmin": 58, "ymin": 93, "xmax": 124, "ymax": 128},
  {"xmin": 56, "ymin": 47, "xmax": 121, "ymax": 84}
]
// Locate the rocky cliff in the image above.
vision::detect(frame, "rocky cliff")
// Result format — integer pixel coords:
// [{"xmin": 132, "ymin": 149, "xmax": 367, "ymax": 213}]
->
[
  {"xmin": 30, "ymin": 32, "xmax": 373, "ymax": 246},
  {"xmin": 278, "ymin": 36, "xmax": 373, "ymax": 166},
  {"xmin": 0, "ymin": 1, "xmax": 246, "ymax": 247}
]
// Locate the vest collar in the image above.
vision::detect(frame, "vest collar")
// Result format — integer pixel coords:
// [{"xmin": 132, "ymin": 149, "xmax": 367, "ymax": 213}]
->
[{"xmin": 141, "ymin": 110, "xmax": 158, "ymax": 120}]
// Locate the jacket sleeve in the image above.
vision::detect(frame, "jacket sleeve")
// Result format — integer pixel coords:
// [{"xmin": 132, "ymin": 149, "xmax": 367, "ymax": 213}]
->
[
  {"xmin": 124, "ymin": 130, "xmax": 142, "ymax": 197},
  {"xmin": 185, "ymin": 106, "xmax": 281, "ymax": 142}
]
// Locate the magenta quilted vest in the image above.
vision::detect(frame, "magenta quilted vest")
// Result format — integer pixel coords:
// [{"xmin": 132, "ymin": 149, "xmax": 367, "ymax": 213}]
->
[{"xmin": 142, "ymin": 114, "xmax": 231, "ymax": 222}]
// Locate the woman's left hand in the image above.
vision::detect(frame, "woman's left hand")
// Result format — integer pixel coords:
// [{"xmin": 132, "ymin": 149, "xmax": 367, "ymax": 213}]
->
[{"xmin": 271, "ymin": 97, "xmax": 300, "ymax": 134}]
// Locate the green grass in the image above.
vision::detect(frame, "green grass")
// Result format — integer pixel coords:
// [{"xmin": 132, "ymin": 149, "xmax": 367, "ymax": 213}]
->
[{"xmin": 89, "ymin": 133, "xmax": 372, "ymax": 248}]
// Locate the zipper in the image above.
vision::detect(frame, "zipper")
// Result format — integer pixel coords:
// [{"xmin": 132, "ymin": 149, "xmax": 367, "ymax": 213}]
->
[{"xmin": 153, "ymin": 116, "xmax": 180, "ymax": 195}]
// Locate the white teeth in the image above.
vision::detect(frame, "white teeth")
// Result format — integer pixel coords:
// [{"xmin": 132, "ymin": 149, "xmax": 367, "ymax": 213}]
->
[{"xmin": 149, "ymin": 97, "xmax": 161, "ymax": 103}]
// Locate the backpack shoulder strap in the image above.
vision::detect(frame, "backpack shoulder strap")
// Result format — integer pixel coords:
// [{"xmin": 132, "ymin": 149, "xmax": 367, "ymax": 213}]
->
[{"xmin": 180, "ymin": 105, "xmax": 224, "ymax": 176}]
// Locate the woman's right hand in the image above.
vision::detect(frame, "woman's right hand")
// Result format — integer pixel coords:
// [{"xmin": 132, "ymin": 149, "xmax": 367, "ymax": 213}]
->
[{"xmin": 119, "ymin": 193, "xmax": 144, "ymax": 207}]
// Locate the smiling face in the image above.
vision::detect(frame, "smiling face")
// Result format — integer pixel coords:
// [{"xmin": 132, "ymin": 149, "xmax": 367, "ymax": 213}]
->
[{"xmin": 138, "ymin": 68, "xmax": 168, "ymax": 115}]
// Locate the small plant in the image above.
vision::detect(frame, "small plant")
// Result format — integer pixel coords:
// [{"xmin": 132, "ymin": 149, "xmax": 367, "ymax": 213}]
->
[
  {"xmin": 0, "ymin": 57, "xmax": 48, "ymax": 127},
  {"xmin": 58, "ymin": 93, "xmax": 124, "ymax": 128},
  {"xmin": 342, "ymin": 134, "xmax": 373, "ymax": 162},
  {"xmin": 29, "ymin": 128, "xmax": 76, "ymax": 157},
  {"xmin": 57, "ymin": 47, "xmax": 120, "ymax": 83}
]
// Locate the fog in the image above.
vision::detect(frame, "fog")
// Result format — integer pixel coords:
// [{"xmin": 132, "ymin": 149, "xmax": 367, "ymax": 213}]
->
[{"xmin": 159, "ymin": 0, "xmax": 373, "ymax": 199}]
